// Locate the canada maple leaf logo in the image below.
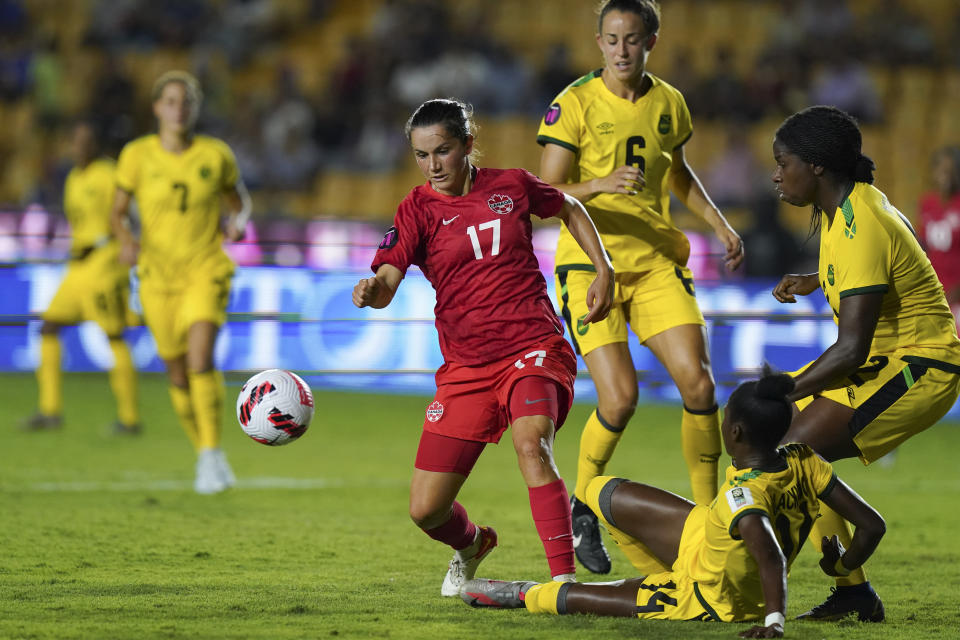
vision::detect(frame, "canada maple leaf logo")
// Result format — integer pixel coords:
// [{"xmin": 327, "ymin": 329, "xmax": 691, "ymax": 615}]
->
[{"xmin": 487, "ymin": 194, "xmax": 514, "ymax": 214}]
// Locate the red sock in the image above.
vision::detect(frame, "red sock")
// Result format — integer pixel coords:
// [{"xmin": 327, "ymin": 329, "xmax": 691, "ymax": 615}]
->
[
  {"xmin": 423, "ymin": 501, "xmax": 478, "ymax": 551},
  {"xmin": 529, "ymin": 479, "xmax": 575, "ymax": 577}
]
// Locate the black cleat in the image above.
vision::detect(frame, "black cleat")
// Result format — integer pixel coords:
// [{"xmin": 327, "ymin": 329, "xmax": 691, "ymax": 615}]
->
[
  {"xmin": 109, "ymin": 420, "xmax": 142, "ymax": 436},
  {"xmin": 460, "ymin": 579, "xmax": 536, "ymax": 608},
  {"xmin": 571, "ymin": 496, "xmax": 611, "ymax": 574},
  {"xmin": 19, "ymin": 413, "xmax": 63, "ymax": 431},
  {"xmin": 796, "ymin": 584, "xmax": 885, "ymax": 622}
]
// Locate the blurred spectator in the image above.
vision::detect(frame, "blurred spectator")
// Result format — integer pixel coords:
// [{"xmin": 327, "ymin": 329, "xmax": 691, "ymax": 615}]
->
[
  {"xmin": 695, "ymin": 46, "xmax": 747, "ymax": 121},
  {"xmin": 917, "ymin": 146, "xmax": 960, "ymax": 314},
  {"xmin": 535, "ymin": 43, "xmax": 578, "ymax": 112},
  {"xmin": 29, "ymin": 33, "xmax": 64, "ymax": 128},
  {"xmin": 87, "ymin": 56, "xmax": 136, "ymax": 156},
  {"xmin": 740, "ymin": 197, "xmax": 806, "ymax": 278},
  {"xmin": 0, "ymin": 31, "xmax": 30, "ymax": 103},
  {"xmin": 703, "ymin": 124, "xmax": 767, "ymax": 208},
  {"xmin": 858, "ymin": 0, "xmax": 936, "ymax": 66},
  {"xmin": 808, "ymin": 47, "xmax": 883, "ymax": 123}
]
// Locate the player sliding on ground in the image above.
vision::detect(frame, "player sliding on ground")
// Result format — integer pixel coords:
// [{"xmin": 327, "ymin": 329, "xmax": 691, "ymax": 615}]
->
[
  {"xmin": 460, "ymin": 371, "xmax": 885, "ymax": 638},
  {"xmin": 354, "ymin": 98, "xmax": 614, "ymax": 595}
]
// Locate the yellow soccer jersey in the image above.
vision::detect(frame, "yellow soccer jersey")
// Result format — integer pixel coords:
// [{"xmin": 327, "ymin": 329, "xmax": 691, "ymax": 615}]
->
[
  {"xmin": 116, "ymin": 134, "xmax": 238, "ymax": 286},
  {"xmin": 63, "ymin": 157, "xmax": 116, "ymax": 254},
  {"xmin": 680, "ymin": 444, "xmax": 836, "ymax": 621},
  {"xmin": 537, "ymin": 70, "xmax": 693, "ymax": 271},
  {"xmin": 819, "ymin": 182, "xmax": 960, "ymax": 356}
]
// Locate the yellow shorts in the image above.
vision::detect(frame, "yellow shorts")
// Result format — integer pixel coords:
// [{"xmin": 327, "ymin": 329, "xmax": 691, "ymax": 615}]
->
[
  {"xmin": 793, "ymin": 351, "xmax": 960, "ymax": 464},
  {"xmin": 42, "ymin": 245, "xmax": 131, "ymax": 336},
  {"xmin": 554, "ymin": 261, "xmax": 704, "ymax": 356},
  {"xmin": 140, "ymin": 272, "xmax": 232, "ymax": 360},
  {"xmin": 632, "ymin": 507, "xmax": 725, "ymax": 622}
]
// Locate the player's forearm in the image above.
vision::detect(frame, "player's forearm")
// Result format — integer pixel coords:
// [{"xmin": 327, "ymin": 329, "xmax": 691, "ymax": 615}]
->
[
  {"xmin": 668, "ymin": 165, "xmax": 730, "ymax": 234},
  {"xmin": 560, "ymin": 196, "xmax": 613, "ymax": 276},
  {"xmin": 787, "ymin": 342, "xmax": 865, "ymax": 401},
  {"xmin": 548, "ymin": 179, "xmax": 603, "ymax": 205}
]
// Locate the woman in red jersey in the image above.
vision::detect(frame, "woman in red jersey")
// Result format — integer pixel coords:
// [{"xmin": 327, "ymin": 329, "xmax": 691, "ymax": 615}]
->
[
  {"xmin": 353, "ymin": 98, "xmax": 614, "ymax": 596},
  {"xmin": 917, "ymin": 145, "xmax": 960, "ymax": 328}
]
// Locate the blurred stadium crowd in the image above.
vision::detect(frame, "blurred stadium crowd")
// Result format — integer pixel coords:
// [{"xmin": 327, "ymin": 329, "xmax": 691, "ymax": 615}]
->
[{"xmin": 1, "ymin": 0, "xmax": 958, "ymax": 276}]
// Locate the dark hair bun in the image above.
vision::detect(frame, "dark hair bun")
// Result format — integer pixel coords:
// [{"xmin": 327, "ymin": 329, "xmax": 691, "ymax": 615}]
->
[{"xmin": 756, "ymin": 373, "xmax": 795, "ymax": 401}]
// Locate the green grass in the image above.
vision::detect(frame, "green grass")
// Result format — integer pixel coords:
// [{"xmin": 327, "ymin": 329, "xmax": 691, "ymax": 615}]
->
[{"xmin": 2, "ymin": 372, "xmax": 959, "ymax": 639}]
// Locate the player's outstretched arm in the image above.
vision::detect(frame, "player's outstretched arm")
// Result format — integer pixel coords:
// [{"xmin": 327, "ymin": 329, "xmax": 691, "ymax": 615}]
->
[
  {"xmin": 667, "ymin": 146, "xmax": 743, "ymax": 271},
  {"xmin": 353, "ymin": 264, "xmax": 403, "ymax": 309},
  {"xmin": 771, "ymin": 273, "xmax": 820, "ymax": 303},
  {"xmin": 223, "ymin": 181, "xmax": 252, "ymax": 242},
  {"xmin": 737, "ymin": 513, "xmax": 786, "ymax": 639},
  {"xmin": 539, "ymin": 143, "xmax": 643, "ymax": 203},
  {"xmin": 787, "ymin": 291, "xmax": 883, "ymax": 401},
  {"xmin": 817, "ymin": 478, "xmax": 885, "ymax": 578},
  {"xmin": 110, "ymin": 187, "xmax": 138, "ymax": 266},
  {"xmin": 554, "ymin": 194, "xmax": 614, "ymax": 324}
]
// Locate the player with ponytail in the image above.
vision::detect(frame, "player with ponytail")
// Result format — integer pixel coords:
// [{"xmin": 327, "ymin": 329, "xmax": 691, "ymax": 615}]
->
[
  {"xmin": 461, "ymin": 369, "xmax": 885, "ymax": 638},
  {"xmin": 771, "ymin": 105, "xmax": 960, "ymax": 621}
]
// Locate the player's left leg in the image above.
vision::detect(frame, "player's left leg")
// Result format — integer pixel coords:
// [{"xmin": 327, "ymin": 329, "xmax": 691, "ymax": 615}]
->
[
  {"xmin": 509, "ymin": 376, "xmax": 575, "ymax": 582},
  {"xmin": 186, "ymin": 320, "xmax": 232, "ymax": 494},
  {"xmin": 410, "ymin": 434, "xmax": 493, "ymax": 597},
  {"xmin": 645, "ymin": 323, "xmax": 721, "ymax": 505}
]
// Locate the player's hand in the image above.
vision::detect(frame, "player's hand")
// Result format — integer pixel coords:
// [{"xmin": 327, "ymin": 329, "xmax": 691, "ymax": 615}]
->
[
  {"xmin": 594, "ymin": 165, "xmax": 644, "ymax": 196},
  {"xmin": 819, "ymin": 535, "xmax": 848, "ymax": 577},
  {"xmin": 717, "ymin": 225, "xmax": 744, "ymax": 271},
  {"xmin": 738, "ymin": 622, "xmax": 783, "ymax": 638},
  {"xmin": 119, "ymin": 240, "xmax": 139, "ymax": 266},
  {"xmin": 224, "ymin": 220, "xmax": 246, "ymax": 242},
  {"xmin": 772, "ymin": 273, "xmax": 819, "ymax": 303},
  {"xmin": 352, "ymin": 276, "xmax": 381, "ymax": 308},
  {"xmin": 582, "ymin": 267, "xmax": 614, "ymax": 325}
]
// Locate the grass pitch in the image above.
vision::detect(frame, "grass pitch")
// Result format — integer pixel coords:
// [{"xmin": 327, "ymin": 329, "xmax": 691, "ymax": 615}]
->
[{"xmin": 1, "ymin": 372, "xmax": 959, "ymax": 639}]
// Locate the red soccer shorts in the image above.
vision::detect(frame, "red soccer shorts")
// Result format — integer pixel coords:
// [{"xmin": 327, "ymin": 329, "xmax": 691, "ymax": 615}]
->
[{"xmin": 420, "ymin": 333, "xmax": 576, "ymax": 444}]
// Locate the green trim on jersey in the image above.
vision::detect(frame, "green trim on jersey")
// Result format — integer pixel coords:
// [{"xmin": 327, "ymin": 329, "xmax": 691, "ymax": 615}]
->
[
  {"xmin": 839, "ymin": 284, "xmax": 889, "ymax": 298},
  {"xmin": 728, "ymin": 508, "xmax": 768, "ymax": 539},
  {"xmin": 841, "ymin": 198, "xmax": 855, "ymax": 227},
  {"xmin": 902, "ymin": 355, "xmax": 960, "ymax": 374},
  {"xmin": 555, "ymin": 264, "xmax": 598, "ymax": 274},
  {"xmin": 816, "ymin": 473, "xmax": 839, "ymax": 500},
  {"xmin": 571, "ymin": 69, "xmax": 603, "ymax": 87},
  {"xmin": 674, "ymin": 129, "xmax": 693, "ymax": 150},
  {"xmin": 692, "ymin": 583, "xmax": 721, "ymax": 622},
  {"xmin": 730, "ymin": 469, "xmax": 764, "ymax": 486},
  {"xmin": 536, "ymin": 135, "xmax": 578, "ymax": 152}
]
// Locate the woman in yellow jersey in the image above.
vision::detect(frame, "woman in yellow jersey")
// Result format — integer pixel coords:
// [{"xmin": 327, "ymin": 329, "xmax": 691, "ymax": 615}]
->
[
  {"xmin": 536, "ymin": 0, "xmax": 744, "ymax": 574},
  {"xmin": 460, "ymin": 371, "xmax": 886, "ymax": 639},
  {"xmin": 111, "ymin": 71, "xmax": 251, "ymax": 495},
  {"xmin": 770, "ymin": 105, "xmax": 960, "ymax": 621},
  {"xmin": 21, "ymin": 119, "xmax": 140, "ymax": 435}
]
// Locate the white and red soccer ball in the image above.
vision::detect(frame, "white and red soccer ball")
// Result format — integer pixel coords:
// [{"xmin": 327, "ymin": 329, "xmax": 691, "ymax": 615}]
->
[{"xmin": 236, "ymin": 369, "xmax": 314, "ymax": 446}]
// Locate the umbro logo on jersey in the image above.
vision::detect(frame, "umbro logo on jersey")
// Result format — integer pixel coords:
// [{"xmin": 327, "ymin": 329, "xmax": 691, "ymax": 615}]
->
[
  {"xmin": 597, "ymin": 122, "xmax": 614, "ymax": 134},
  {"xmin": 487, "ymin": 194, "xmax": 513, "ymax": 215},
  {"xmin": 442, "ymin": 215, "xmax": 459, "ymax": 225}
]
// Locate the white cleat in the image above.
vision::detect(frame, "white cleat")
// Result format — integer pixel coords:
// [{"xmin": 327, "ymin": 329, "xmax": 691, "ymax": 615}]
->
[
  {"xmin": 213, "ymin": 448, "xmax": 236, "ymax": 488},
  {"xmin": 440, "ymin": 526, "xmax": 498, "ymax": 597},
  {"xmin": 194, "ymin": 448, "xmax": 229, "ymax": 495}
]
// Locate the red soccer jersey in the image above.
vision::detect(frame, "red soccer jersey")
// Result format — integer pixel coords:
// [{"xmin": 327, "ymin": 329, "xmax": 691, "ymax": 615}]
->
[
  {"xmin": 372, "ymin": 167, "xmax": 567, "ymax": 365},
  {"xmin": 918, "ymin": 191, "xmax": 960, "ymax": 294}
]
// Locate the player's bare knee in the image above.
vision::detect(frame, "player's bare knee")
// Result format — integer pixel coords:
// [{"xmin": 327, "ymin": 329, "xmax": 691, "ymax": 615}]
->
[
  {"xmin": 409, "ymin": 501, "xmax": 450, "ymax": 529},
  {"xmin": 598, "ymin": 397, "xmax": 636, "ymax": 428},
  {"xmin": 679, "ymin": 373, "xmax": 716, "ymax": 411}
]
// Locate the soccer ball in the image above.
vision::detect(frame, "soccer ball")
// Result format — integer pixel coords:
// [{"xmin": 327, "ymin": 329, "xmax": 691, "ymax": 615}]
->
[{"xmin": 236, "ymin": 369, "xmax": 314, "ymax": 446}]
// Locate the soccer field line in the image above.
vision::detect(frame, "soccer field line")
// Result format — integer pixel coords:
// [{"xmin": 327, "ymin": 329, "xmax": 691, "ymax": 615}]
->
[{"xmin": 13, "ymin": 476, "xmax": 408, "ymax": 493}]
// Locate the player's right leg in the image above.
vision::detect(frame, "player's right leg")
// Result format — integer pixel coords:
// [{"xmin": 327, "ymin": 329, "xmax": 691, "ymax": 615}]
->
[
  {"xmin": 411, "ymin": 431, "xmax": 493, "ymax": 596},
  {"xmin": 573, "ymin": 343, "xmax": 638, "ymax": 574},
  {"xmin": 21, "ymin": 321, "xmax": 65, "ymax": 430}
]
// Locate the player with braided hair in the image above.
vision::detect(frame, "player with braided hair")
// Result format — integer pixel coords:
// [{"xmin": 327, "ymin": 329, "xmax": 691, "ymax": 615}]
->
[
  {"xmin": 460, "ymin": 370, "xmax": 886, "ymax": 639},
  {"xmin": 770, "ymin": 106, "xmax": 960, "ymax": 621}
]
